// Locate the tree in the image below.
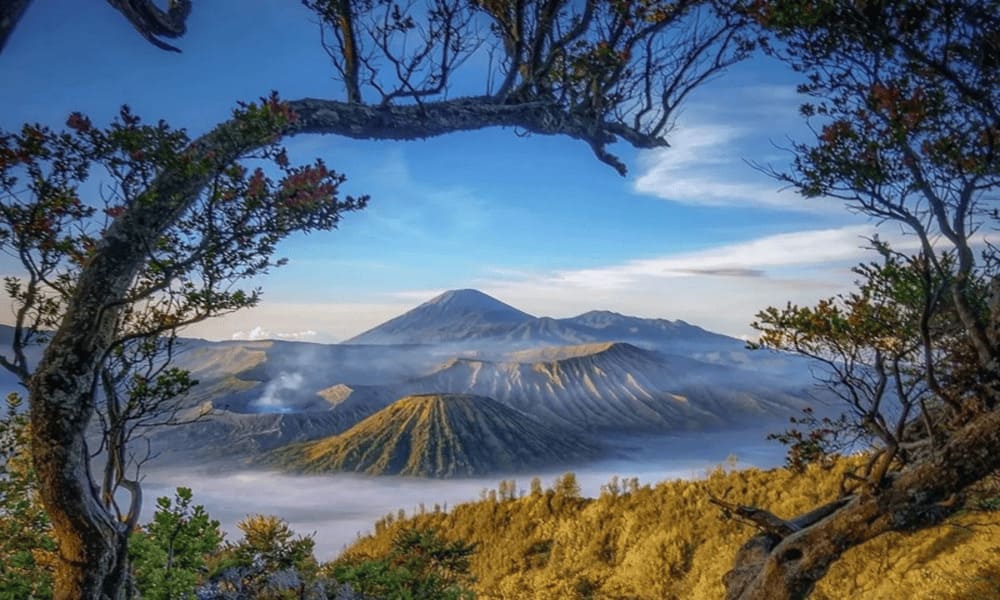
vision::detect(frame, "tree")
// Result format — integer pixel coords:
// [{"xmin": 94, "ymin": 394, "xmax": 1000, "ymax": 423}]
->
[
  {"xmin": 129, "ymin": 487, "xmax": 223, "ymax": 600},
  {"xmin": 530, "ymin": 476, "xmax": 544, "ymax": 497},
  {"xmin": 330, "ymin": 527, "xmax": 476, "ymax": 600},
  {"xmin": 753, "ymin": 246, "xmax": 976, "ymax": 475},
  {"xmin": 719, "ymin": 2, "xmax": 1000, "ymax": 598},
  {"xmin": 1, "ymin": 98, "xmax": 361, "ymax": 599},
  {"xmin": 2, "ymin": 2, "xmax": 755, "ymax": 598},
  {"xmin": 554, "ymin": 472, "xmax": 582, "ymax": 498},
  {"xmin": 210, "ymin": 514, "xmax": 320, "ymax": 599},
  {"xmin": 0, "ymin": 393, "xmax": 56, "ymax": 599}
]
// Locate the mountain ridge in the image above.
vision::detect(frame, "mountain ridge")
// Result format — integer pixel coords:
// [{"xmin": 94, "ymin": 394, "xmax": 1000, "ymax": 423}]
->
[
  {"xmin": 345, "ymin": 289, "xmax": 738, "ymax": 352},
  {"xmin": 122, "ymin": 291, "xmax": 814, "ymax": 471},
  {"xmin": 324, "ymin": 342, "xmax": 809, "ymax": 434}
]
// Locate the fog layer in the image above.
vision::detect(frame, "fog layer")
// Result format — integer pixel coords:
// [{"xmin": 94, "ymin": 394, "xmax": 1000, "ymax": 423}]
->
[{"xmin": 141, "ymin": 427, "xmax": 785, "ymax": 559}]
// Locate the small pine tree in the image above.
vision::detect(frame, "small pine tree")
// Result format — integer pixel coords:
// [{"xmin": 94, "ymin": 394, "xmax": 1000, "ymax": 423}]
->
[
  {"xmin": 210, "ymin": 514, "xmax": 319, "ymax": 599},
  {"xmin": 129, "ymin": 487, "xmax": 223, "ymax": 600},
  {"xmin": 553, "ymin": 472, "xmax": 582, "ymax": 499},
  {"xmin": 331, "ymin": 528, "xmax": 475, "ymax": 600}
]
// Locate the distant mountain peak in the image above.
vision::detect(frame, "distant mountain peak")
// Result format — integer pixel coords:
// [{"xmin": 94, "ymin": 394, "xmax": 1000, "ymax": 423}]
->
[
  {"xmin": 344, "ymin": 288, "xmax": 738, "ymax": 349},
  {"xmin": 427, "ymin": 288, "xmax": 496, "ymax": 303},
  {"xmin": 344, "ymin": 289, "xmax": 534, "ymax": 345}
]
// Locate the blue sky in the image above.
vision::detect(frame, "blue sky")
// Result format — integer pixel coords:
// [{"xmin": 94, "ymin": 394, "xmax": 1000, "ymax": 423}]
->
[{"xmin": 1, "ymin": 1, "xmax": 894, "ymax": 341}]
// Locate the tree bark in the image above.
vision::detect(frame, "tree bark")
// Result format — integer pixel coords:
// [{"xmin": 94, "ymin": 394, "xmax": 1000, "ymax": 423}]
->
[
  {"xmin": 104, "ymin": 0, "xmax": 192, "ymax": 53},
  {"xmin": 286, "ymin": 96, "xmax": 669, "ymax": 172},
  {"xmin": 724, "ymin": 406, "xmax": 1000, "ymax": 600}
]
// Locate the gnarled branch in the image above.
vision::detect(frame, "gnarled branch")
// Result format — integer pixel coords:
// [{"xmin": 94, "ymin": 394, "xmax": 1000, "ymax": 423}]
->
[
  {"xmin": 1, "ymin": 1, "xmax": 192, "ymax": 54},
  {"xmin": 105, "ymin": 0, "xmax": 192, "ymax": 52},
  {"xmin": 724, "ymin": 407, "xmax": 1000, "ymax": 600},
  {"xmin": 0, "ymin": 0, "xmax": 31, "ymax": 53}
]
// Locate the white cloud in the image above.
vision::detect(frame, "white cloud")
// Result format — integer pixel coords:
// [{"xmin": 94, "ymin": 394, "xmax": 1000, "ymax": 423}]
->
[
  {"xmin": 230, "ymin": 326, "xmax": 319, "ymax": 341},
  {"xmin": 183, "ymin": 301, "xmax": 408, "ymax": 343},
  {"xmin": 542, "ymin": 225, "xmax": 879, "ymax": 291},
  {"xmin": 276, "ymin": 329, "xmax": 318, "ymax": 340},
  {"xmin": 231, "ymin": 326, "xmax": 270, "ymax": 341},
  {"xmin": 633, "ymin": 122, "xmax": 833, "ymax": 212},
  {"xmin": 466, "ymin": 225, "xmax": 907, "ymax": 338}
]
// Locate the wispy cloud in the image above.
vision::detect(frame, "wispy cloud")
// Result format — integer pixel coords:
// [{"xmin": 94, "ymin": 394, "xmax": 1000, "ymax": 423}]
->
[
  {"xmin": 462, "ymin": 225, "xmax": 902, "ymax": 337},
  {"xmin": 361, "ymin": 150, "xmax": 494, "ymax": 241},
  {"xmin": 539, "ymin": 225, "xmax": 879, "ymax": 291},
  {"xmin": 633, "ymin": 123, "xmax": 817, "ymax": 211}
]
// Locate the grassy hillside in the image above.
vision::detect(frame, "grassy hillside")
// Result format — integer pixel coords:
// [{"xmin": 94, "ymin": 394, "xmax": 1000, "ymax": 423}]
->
[{"xmin": 338, "ymin": 460, "xmax": 1000, "ymax": 599}]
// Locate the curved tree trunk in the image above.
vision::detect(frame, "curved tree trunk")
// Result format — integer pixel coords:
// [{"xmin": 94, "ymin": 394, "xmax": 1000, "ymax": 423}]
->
[
  {"xmin": 724, "ymin": 407, "xmax": 1000, "ymax": 600},
  {"xmin": 27, "ymin": 115, "xmax": 262, "ymax": 598},
  {"xmin": 28, "ymin": 230, "xmax": 168, "ymax": 597}
]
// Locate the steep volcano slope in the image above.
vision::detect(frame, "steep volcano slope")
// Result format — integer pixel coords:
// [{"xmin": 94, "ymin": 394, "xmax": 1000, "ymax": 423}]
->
[
  {"xmin": 267, "ymin": 394, "xmax": 599, "ymax": 478},
  {"xmin": 346, "ymin": 289, "xmax": 535, "ymax": 345},
  {"xmin": 397, "ymin": 343, "xmax": 808, "ymax": 432}
]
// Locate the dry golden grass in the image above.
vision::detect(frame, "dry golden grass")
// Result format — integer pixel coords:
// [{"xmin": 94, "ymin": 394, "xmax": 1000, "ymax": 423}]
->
[{"xmin": 341, "ymin": 459, "xmax": 1000, "ymax": 599}]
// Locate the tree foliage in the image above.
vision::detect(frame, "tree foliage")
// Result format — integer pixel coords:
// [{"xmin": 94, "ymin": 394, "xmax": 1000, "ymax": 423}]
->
[
  {"xmin": 331, "ymin": 527, "xmax": 476, "ymax": 600},
  {"xmin": 749, "ymin": 0, "xmax": 998, "ymax": 381},
  {"xmin": 0, "ymin": 93, "xmax": 364, "ymax": 597},
  {"xmin": 754, "ymin": 247, "xmax": 987, "ymax": 476},
  {"xmin": 209, "ymin": 514, "xmax": 321, "ymax": 599},
  {"xmin": 0, "ymin": 393, "xmax": 56, "ymax": 600},
  {"xmin": 129, "ymin": 487, "xmax": 223, "ymax": 600}
]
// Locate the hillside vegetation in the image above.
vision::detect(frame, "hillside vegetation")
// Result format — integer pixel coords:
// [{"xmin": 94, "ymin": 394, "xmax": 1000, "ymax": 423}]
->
[{"xmin": 338, "ymin": 460, "xmax": 1000, "ymax": 599}]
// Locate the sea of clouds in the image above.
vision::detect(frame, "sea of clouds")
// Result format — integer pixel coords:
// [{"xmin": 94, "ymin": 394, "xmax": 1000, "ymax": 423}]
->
[{"xmin": 141, "ymin": 427, "xmax": 785, "ymax": 559}]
